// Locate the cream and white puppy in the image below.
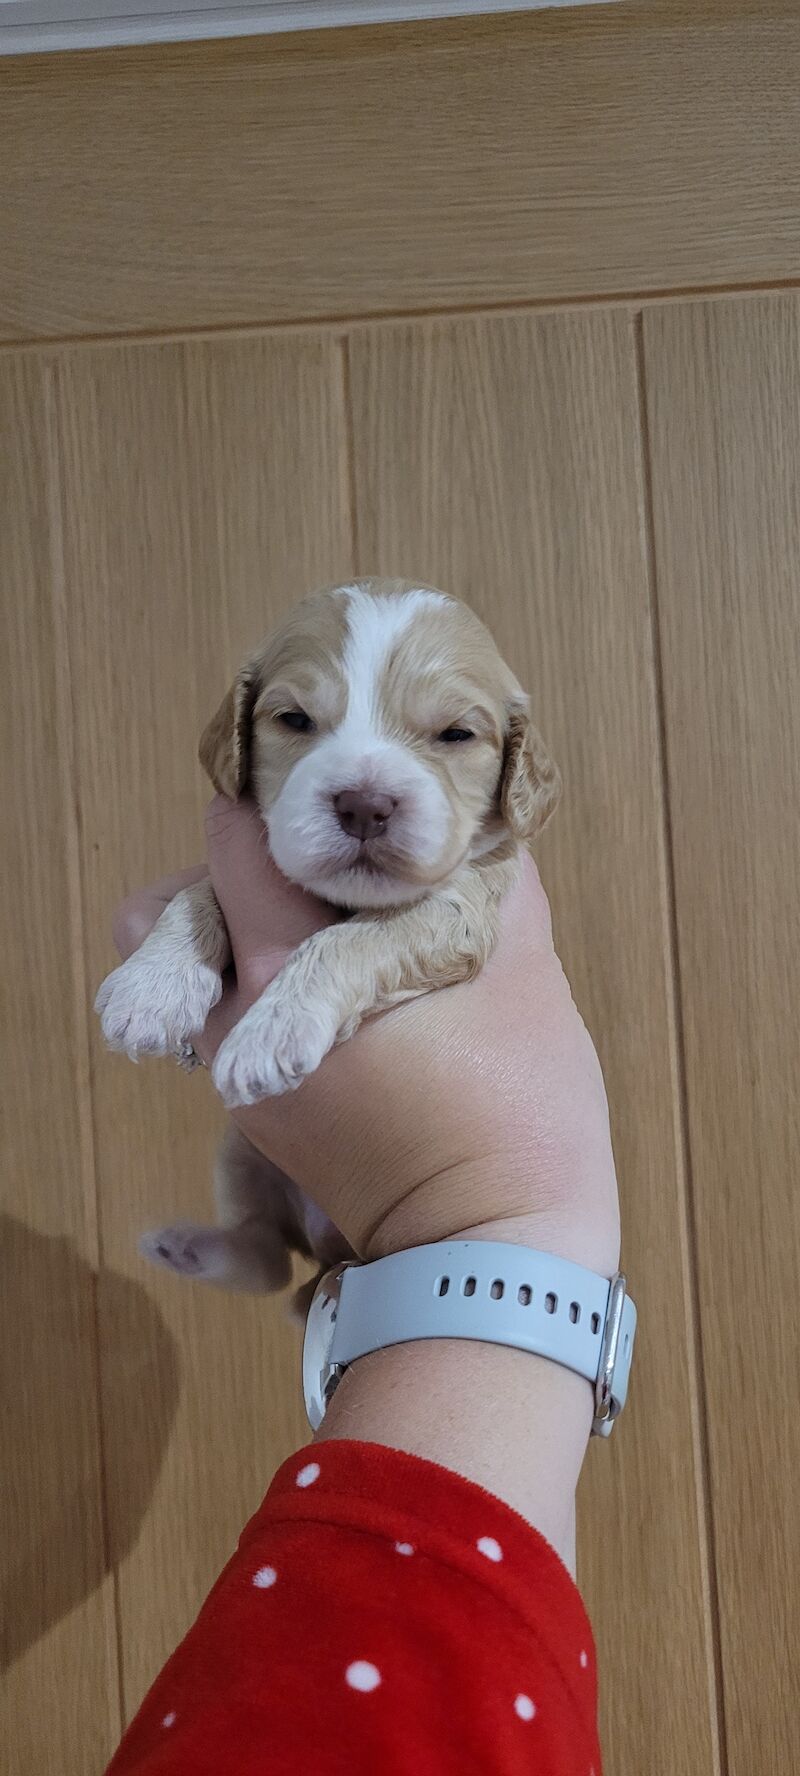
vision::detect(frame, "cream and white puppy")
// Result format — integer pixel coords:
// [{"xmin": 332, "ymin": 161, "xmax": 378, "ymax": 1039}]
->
[{"xmin": 96, "ymin": 580, "xmax": 560, "ymax": 1298}]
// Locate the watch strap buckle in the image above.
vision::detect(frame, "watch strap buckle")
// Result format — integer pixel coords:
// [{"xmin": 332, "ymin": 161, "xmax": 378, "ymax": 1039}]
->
[{"xmin": 592, "ymin": 1272, "xmax": 630, "ymax": 1437}]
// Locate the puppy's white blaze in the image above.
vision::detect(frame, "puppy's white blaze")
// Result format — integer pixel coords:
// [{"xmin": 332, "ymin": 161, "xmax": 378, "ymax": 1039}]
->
[{"xmin": 340, "ymin": 587, "xmax": 446, "ymax": 743}]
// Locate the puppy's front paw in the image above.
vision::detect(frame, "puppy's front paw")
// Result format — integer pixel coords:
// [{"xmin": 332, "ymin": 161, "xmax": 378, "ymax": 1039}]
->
[
  {"xmin": 95, "ymin": 954, "xmax": 222, "ymax": 1060},
  {"xmin": 212, "ymin": 990, "xmax": 338, "ymax": 1107}
]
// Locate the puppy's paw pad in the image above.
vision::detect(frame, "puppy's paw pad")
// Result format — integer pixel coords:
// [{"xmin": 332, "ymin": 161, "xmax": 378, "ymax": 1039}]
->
[
  {"xmin": 140, "ymin": 1224, "xmax": 227, "ymax": 1279},
  {"xmin": 96, "ymin": 956, "xmax": 222, "ymax": 1058},
  {"xmin": 212, "ymin": 997, "xmax": 337, "ymax": 1107}
]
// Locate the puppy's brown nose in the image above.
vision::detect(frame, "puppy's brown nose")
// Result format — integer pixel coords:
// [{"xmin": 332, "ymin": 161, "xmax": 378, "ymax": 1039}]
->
[{"xmin": 334, "ymin": 789, "xmax": 396, "ymax": 843}]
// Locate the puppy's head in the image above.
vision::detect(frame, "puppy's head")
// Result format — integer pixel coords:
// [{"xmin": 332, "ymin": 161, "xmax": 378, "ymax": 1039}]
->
[{"xmin": 200, "ymin": 580, "xmax": 559, "ymax": 909}]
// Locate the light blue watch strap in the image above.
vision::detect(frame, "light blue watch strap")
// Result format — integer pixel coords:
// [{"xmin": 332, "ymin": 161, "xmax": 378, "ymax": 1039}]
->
[{"xmin": 303, "ymin": 1239, "xmax": 637, "ymax": 1437}]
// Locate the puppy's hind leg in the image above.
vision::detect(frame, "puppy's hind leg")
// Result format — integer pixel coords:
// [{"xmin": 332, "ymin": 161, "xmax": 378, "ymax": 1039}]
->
[
  {"xmin": 140, "ymin": 1125, "xmax": 297, "ymax": 1294},
  {"xmin": 139, "ymin": 1219, "xmax": 293, "ymax": 1293},
  {"xmin": 140, "ymin": 1124, "xmax": 351, "ymax": 1300}
]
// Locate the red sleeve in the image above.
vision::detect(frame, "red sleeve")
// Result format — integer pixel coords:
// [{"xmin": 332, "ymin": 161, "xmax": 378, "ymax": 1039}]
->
[{"xmin": 107, "ymin": 1440, "xmax": 601, "ymax": 1776}]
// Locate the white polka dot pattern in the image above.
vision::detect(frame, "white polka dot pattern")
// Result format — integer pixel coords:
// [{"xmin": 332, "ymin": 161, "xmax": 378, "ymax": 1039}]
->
[
  {"xmin": 138, "ymin": 1449, "xmax": 603, "ymax": 1769},
  {"xmin": 345, "ymin": 1660, "xmax": 382, "ymax": 1693},
  {"xmin": 476, "ymin": 1535, "xmax": 503, "ymax": 1563}
]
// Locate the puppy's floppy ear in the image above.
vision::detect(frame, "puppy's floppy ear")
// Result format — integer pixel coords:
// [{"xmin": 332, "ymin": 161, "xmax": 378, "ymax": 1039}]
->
[
  {"xmin": 500, "ymin": 700, "xmax": 561, "ymax": 840},
  {"xmin": 199, "ymin": 663, "xmax": 258, "ymax": 798}
]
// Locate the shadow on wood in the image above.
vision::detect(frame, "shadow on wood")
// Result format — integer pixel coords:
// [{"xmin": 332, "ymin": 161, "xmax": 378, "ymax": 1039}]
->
[{"xmin": 0, "ymin": 1213, "xmax": 179, "ymax": 1673}]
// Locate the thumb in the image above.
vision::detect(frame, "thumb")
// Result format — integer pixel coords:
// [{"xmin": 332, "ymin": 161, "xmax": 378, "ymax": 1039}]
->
[{"xmin": 204, "ymin": 795, "xmax": 335, "ymax": 984}]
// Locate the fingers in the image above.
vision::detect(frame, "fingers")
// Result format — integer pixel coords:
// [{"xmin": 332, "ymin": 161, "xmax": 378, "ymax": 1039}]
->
[
  {"xmin": 205, "ymin": 795, "xmax": 336, "ymax": 978},
  {"xmin": 111, "ymin": 866, "xmax": 209, "ymax": 959},
  {"xmin": 501, "ymin": 850, "xmax": 555, "ymax": 953}
]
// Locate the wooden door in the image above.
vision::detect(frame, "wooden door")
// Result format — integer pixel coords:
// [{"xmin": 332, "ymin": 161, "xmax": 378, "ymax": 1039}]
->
[{"xmin": 3, "ymin": 6, "xmax": 799, "ymax": 1772}]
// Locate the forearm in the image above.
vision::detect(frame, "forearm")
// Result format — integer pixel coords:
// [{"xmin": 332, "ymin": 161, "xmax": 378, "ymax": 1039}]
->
[{"xmin": 315, "ymin": 1338, "xmax": 593, "ymax": 1574}]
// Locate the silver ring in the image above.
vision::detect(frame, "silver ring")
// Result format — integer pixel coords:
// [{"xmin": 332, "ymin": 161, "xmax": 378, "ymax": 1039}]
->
[{"xmin": 174, "ymin": 1042, "xmax": 205, "ymax": 1072}]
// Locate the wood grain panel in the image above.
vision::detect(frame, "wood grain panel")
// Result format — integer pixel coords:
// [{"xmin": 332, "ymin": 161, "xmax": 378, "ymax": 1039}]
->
[
  {"xmin": 54, "ymin": 334, "xmax": 352, "ymax": 1716},
  {"xmin": 348, "ymin": 311, "xmax": 718, "ymax": 1775},
  {"xmin": 0, "ymin": 357, "xmax": 120, "ymax": 1772},
  {"xmin": 3, "ymin": 5, "xmax": 800, "ymax": 342},
  {"xmin": 643, "ymin": 294, "xmax": 800, "ymax": 1775}
]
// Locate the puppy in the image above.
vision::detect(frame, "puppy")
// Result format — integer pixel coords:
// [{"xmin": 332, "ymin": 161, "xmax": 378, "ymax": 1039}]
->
[{"xmin": 96, "ymin": 580, "xmax": 560, "ymax": 1301}]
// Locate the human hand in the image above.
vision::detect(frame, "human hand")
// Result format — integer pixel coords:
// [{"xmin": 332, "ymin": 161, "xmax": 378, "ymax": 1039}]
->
[{"xmin": 113, "ymin": 797, "xmax": 620, "ymax": 1280}]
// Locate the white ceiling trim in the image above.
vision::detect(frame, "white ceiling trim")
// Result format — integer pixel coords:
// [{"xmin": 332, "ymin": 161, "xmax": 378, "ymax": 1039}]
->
[{"xmin": 0, "ymin": 0, "xmax": 617, "ymax": 57}]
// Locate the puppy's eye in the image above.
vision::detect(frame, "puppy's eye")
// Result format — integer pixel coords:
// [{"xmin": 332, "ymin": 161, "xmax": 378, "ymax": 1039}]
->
[
  {"xmin": 278, "ymin": 709, "xmax": 316, "ymax": 734},
  {"xmin": 438, "ymin": 726, "xmax": 475, "ymax": 744}
]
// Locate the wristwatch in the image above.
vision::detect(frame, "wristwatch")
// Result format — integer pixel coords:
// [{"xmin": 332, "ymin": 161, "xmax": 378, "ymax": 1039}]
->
[{"xmin": 303, "ymin": 1239, "xmax": 637, "ymax": 1438}]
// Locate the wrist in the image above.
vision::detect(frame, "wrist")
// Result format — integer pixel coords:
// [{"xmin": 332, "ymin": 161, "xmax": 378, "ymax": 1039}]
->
[
  {"xmin": 315, "ymin": 1335, "xmax": 593, "ymax": 1567},
  {"xmin": 309, "ymin": 1206, "xmax": 627, "ymax": 1561}
]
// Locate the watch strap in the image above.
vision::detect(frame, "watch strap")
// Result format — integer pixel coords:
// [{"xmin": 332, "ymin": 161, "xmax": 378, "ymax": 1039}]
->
[{"xmin": 304, "ymin": 1239, "xmax": 636, "ymax": 1437}]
